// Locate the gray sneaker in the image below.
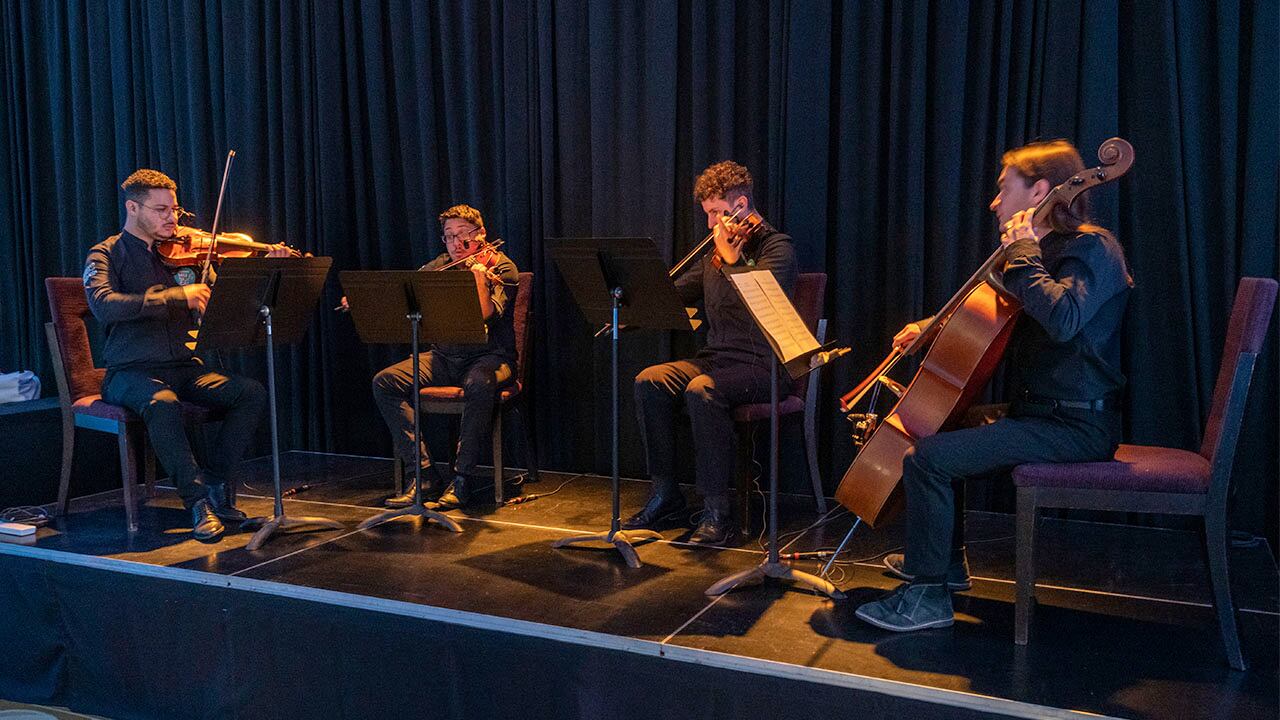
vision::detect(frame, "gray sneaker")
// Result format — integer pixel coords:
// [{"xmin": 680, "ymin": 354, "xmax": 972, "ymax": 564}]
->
[
  {"xmin": 882, "ymin": 552, "xmax": 971, "ymax": 591},
  {"xmin": 855, "ymin": 582, "xmax": 954, "ymax": 632}
]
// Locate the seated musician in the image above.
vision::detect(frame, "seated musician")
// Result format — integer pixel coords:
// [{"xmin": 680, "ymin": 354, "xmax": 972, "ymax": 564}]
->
[
  {"xmin": 625, "ymin": 161, "xmax": 797, "ymax": 545},
  {"xmin": 84, "ymin": 169, "xmax": 290, "ymax": 541},
  {"xmin": 373, "ymin": 204, "xmax": 519, "ymax": 509},
  {"xmin": 855, "ymin": 139, "xmax": 1133, "ymax": 632}
]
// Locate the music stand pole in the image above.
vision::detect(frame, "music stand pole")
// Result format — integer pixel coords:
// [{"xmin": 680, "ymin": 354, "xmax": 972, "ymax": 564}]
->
[
  {"xmin": 551, "ymin": 288, "xmax": 662, "ymax": 568},
  {"xmin": 245, "ymin": 302, "xmax": 346, "ymax": 550},
  {"xmin": 705, "ymin": 353, "xmax": 845, "ymax": 599},
  {"xmin": 356, "ymin": 311, "xmax": 462, "ymax": 533}
]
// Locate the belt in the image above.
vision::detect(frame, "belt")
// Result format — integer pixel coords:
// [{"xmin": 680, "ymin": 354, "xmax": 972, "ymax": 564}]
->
[{"xmin": 1021, "ymin": 392, "xmax": 1117, "ymax": 412}]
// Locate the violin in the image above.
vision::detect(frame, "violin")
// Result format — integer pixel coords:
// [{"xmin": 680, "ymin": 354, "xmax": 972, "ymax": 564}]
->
[
  {"xmin": 155, "ymin": 226, "xmax": 303, "ymax": 270},
  {"xmin": 425, "ymin": 237, "xmax": 508, "ymax": 285}
]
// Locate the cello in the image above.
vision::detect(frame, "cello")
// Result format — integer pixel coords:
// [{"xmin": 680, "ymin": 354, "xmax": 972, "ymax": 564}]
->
[{"xmin": 833, "ymin": 137, "xmax": 1135, "ymax": 527}]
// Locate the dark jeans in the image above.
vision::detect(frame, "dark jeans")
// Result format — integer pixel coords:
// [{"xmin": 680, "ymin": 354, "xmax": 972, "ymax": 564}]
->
[
  {"xmin": 633, "ymin": 354, "xmax": 783, "ymax": 502},
  {"xmin": 103, "ymin": 363, "xmax": 267, "ymax": 508},
  {"xmin": 902, "ymin": 401, "xmax": 1120, "ymax": 580},
  {"xmin": 372, "ymin": 352, "xmax": 512, "ymax": 477}
]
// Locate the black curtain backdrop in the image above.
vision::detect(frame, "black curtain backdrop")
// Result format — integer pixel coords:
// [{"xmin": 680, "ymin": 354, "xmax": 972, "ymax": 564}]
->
[{"xmin": 2, "ymin": 2, "xmax": 1276, "ymax": 543}]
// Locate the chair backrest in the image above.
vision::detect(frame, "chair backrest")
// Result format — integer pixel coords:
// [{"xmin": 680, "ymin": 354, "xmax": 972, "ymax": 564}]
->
[
  {"xmin": 512, "ymin": 272, "xmax": 534, "ymax": 387},
  {"xmin": 791, "ymin": 272, "xmax": 827, "ymax": 399},
  {"xmin": 1199, "ymin": 277, "xmax": 1277, "ymax": 473},
  {"xmin": 45, "ymin": 277, "xmax": 105, "ymax": 404}
]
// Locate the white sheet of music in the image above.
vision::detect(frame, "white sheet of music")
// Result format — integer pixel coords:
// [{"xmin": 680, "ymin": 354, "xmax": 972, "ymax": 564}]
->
[{"xmin": 727, "ymin": 270, "xmax": 818, "ymax": 363}]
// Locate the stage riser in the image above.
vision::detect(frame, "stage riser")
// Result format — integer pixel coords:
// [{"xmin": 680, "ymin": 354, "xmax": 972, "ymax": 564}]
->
[{"xmin": 0, "ymin": 552, "xmax": 1022, "ymax": 720}]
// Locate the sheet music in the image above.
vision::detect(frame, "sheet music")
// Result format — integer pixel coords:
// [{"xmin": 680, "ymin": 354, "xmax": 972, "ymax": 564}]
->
[{"xmin": 727, "ymin": 270, "xmax": 818, "ymax": 363}]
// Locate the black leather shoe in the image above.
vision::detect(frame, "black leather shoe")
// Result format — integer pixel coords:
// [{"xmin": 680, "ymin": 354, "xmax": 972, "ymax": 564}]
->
[
  {"xmin": 621, "ymin": 489, "xmax": 687, "ymax": 531},
  {"xmin": 385, "ymin": 467, "xmax": 443, "ymax": 508},
  {"xmin": 191, "ymin": 499, "xmax": 225, "ymax": 542},
  {"xmin": 434, "ymin": 475, "xmax": 473, "ymax": 510},
  {"xmin": 688, "ymin": 506, "xmax": 738, "ymax": 546},
  {"xmin": 206, "ymin": 483, "xmax": 247, "ymax": 523}
]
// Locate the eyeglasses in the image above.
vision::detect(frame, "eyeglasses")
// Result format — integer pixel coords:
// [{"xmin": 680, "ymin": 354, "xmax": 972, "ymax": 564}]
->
[
  {"xmin": 138, "ymin": 203, "xmax": 188, "ymax": 218},
  {"xmin": 441, "ymin": 227, "xmax": 481, "ymax": 244}
]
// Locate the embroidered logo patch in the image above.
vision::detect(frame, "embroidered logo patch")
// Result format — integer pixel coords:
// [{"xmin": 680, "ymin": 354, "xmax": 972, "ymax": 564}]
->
[
  {"xmin": 82, "ymin": 261, "xmax": 97, "ymax": 286},
  {"xmin": 173, "ymin": 267, "xmax": 197, "ymax": 286}
]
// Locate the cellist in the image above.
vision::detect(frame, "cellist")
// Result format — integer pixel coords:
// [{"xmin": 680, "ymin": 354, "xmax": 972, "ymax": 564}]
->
[{"xmin": 856, "ymin": 140, "xmax": 1133, "ymax": 632}]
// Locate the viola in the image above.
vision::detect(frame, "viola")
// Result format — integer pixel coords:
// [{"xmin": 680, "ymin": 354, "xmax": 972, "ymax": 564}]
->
[
  {"xmin": 832, "ymin": 137, "xmax": 1136, "ymax": 527},
  {"xmin": 708, "ymin": 210, "xmax": 764, "ymax": 269}
]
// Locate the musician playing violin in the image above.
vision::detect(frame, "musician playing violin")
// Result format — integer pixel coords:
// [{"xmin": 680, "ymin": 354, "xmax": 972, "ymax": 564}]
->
[
  {"xmin": 625, "ymin": 161, "xmax": 797, "ymax": 545},
  {"xmin": 83, "ymin": 169, "xmax": 291, "ymax": 541},
  {"xmin": 855, "ymin": 140, "xmax": 1134, "ymax": 632},
  {"xmin": 374, "ymin": 204, "xmax": 519, "ymax": 510}
]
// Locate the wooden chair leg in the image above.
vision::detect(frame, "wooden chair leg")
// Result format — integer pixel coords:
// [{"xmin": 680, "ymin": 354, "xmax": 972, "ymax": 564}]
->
[
  {"xmin": 493, "ymin": 409, "xmax": 505, "ymax": 504},
  {"xmin": 1204, "ymin": 513, "xmax": 1246, "ymax": 670},
  {"xmin": 56, "ymin": 410, "xmax": 75, "ymax": 517},
  {"xmin": 803, "ymin": 406, "xmax": 827, "ymax": 515},
  {"xmin": 733, "ymin": 421, "xmax": 753, "ymax": 535},
  {"xmin": 142, "ymin": 429, "xmax": 157, "ymax": 498},
  {"xmin": 118, "ymin": 423, "xmax": 140, "ymax": 533},
  {"xmin": 520, "ymin": 399, "xmax": 540, "ymax": 485},
  {"xmin": 1014, "ymin": 487, "xmax": 1038, "ymax": 645}
]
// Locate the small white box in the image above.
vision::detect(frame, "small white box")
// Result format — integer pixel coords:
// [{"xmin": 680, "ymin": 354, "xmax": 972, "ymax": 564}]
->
[{"xmin": 0, "ymin": 522, "xmax": 36, "ymax": 536}]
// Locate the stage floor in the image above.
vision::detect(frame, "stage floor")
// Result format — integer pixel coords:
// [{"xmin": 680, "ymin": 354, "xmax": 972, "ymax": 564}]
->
[{"xmin": 6, "ymin": 451, "xmax": 1277, "ymax": 720}]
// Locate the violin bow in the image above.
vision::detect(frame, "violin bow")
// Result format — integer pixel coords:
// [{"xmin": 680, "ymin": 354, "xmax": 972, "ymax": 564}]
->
[{"xmin": 199, "ymin": 149, "xmax": 236, "ymax": 286}]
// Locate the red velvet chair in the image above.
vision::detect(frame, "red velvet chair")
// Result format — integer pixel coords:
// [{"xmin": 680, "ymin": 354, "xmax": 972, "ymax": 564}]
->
[
  {"xmin": 1011, "ymin": 277, "xmax": 1277, "ymax": 670},
  {"xmin": 45, "ymin": 277, "xmax": 220, "ymax": 532},
  {"xmin": 731, "ymin": 272, "xmax": 829, "ymax": 529},
  {"xmin": 406, "ymin": 271, "xmax": 540, "ymax": 503}
]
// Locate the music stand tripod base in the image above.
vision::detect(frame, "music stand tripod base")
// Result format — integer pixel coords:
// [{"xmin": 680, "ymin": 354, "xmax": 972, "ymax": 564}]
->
[
  {"xmin": 356, "ymin": 503, "xmax": 462, "ymax": 533},
  {"xmin": 551, "ymin": 528, "xmax": 663, "ymax": 570},
  {"xmin": 705, "ymin": 560, "xmax": 845, "ymax": 598},
  {"xmin": 245, "ymin": 514, "xmax": 347, "ymax": 551}
]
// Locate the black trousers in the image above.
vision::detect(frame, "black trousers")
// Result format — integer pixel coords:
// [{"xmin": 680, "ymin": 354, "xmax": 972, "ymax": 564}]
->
[
  {"xmin": 633, "ymin": 353, "xmax": 782, "ymax": 502},
  {"xmin": 902, "ymin": 400, "xmax": 1120, "ymax": 580},
  {"xmin": 372, "ymin": 352, "xmax": 512, "ymax": 477},
  {"xmin": 103, "ymin": 362, "xmax": 267, "ymax": 508}
]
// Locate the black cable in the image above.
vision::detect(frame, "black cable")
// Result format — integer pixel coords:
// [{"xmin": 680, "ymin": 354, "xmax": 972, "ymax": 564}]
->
[
  {"xmin": 1, "ymin": 506, "xmax": 50, "ymax": 526},
  {"xmin": 501, "ymin": 473, "xmax": 579, "ymax": 506}
]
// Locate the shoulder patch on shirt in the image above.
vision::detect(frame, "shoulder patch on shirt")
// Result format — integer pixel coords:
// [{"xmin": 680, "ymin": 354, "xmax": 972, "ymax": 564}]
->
[{"xmin": 82, "ymin": 261, "xmax": 97, "ymax": 287}]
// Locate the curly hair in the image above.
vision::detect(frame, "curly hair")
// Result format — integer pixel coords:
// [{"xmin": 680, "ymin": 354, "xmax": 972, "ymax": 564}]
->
[
  {"xmin": 438, "ymin": 204, "xmax": 484, "ymax": 229},
  {"xmin": 120, "ymin": 169, "xmax": 177, "ymax": 203},
  {"xmin": 693, "ymin": 160, "xmax": 753, "ymax": 205}
]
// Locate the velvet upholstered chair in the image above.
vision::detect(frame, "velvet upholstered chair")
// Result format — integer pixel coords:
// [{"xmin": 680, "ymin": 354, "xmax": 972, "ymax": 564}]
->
[
  {"xmin": 1011, "ymin": 277, "xmax": 1277, "ymax": 670},
  {"xmin": 731, "ymin": 272, "xmax": 829, "ymax": 530},
  {"xmin": 403, "ymin": 271, "xmax": 540, "ymax": 504},
  {"xmin": 45, "ymin": 277, "xmax": 221, "ymax": 532}
]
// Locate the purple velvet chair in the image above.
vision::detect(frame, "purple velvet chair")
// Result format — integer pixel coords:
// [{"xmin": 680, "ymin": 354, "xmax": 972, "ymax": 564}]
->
[
  {"xmin": 412, "ymin": 271, "xmax": 539, "ymax": 503},
  {"xmin": 1011, "ymin": 277, "xmax": 1277, "ymax": 670},
  {"xmin": 45, "ymin": 277, "xmax": 221, "ymax": 532},
  {"xmin": 731, "ymin": 272, "xmax": 829, "ymax": 529}
]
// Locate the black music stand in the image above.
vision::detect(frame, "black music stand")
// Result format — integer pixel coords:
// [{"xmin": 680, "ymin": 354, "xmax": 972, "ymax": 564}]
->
[
  {"xmin": 340, "ymin": 270, "xmax": 490, "ymax": 534},
  {"xmin": 196, "ymin": 256, "xmax": 346, "ymax": 551},
  {"xmin": 704, "ymin": 269, "xmax": 847, "ymax": 599},
  {"xmin": 546, "ymin": 237, "xmax": 694, "ymax": 569}
]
